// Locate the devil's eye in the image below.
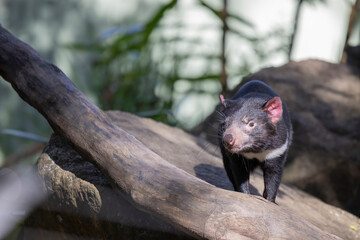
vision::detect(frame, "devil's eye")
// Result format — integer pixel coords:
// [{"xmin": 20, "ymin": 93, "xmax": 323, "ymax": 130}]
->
[{"xmin": 248, "ymin": 121, "xmax": 255, "ymax": 128}]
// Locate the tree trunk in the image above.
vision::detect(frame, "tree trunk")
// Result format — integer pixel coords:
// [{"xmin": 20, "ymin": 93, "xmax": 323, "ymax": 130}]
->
[
  {"xmin": 0, "ymin": 25, "xmax": 341, "ymax": 239},
  {"xmin": 288, "ymin": 0, "xmax": 303, "ymax": 61},
  {"xmin": 341, "ymin": 0, "xmax": 360, "ymax": 62},
  {"xmin": 220, "ymin": 0, "xmax": 228, "ymax": 92}
]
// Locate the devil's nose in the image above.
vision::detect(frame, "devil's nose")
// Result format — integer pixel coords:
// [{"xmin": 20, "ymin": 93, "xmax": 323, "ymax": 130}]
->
[{"xmin": 223, "ymin": 134, "xmax": 235, "ymax": 147}]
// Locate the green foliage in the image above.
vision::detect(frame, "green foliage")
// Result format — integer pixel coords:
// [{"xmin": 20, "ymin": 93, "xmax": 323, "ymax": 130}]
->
[
  {"xmin": 199, "ymin": 0, "xmax": 253, "ymax": 28},
  {"xmin": 68, "ymin": 0, "xmax": 289, "ymax": 128},
  {"xmin": 69, "ymin": 0, "xmax": 179, "ymax": 124}
]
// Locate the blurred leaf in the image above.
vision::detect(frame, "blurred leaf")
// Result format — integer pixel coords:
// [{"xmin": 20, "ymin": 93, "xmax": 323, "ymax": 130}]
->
[
  {"xmin": 228, "ymin": 28, "xmax": 256, "ymax": 41},
  {"xmin": 199, "ymin": 0, "xmax": 221, "ymax": 18},
  {"xmin": 137, "ymin": 108, "xmax": 175, "ymax": 120},
  {"xmin": 199, "ymin": 0, "xmax": 253, "ymax": 27},
  {"xmin": 170, "ymin": 74, "xmax": 220, "ymax": 82},
  {"xmin": 100, "ymin": 24, "xmax": 145, "ymax": 40},
  {"xmin": 2, "ymin": 129, "xmax": 48, "ymax": 143},
  {"xmin": 143, "ymin": 0, "xmax": 177, "ymax": 42},
  {"xmin": 227, "ymin": 13, "xmax": 254, "ymax": 27},
  {"xmin": 99, "ymin": 0, "xmax": 177, "ymax": 65},
  {"xmin": 303, "ymin": 0, "xmax": 327, "ymax": 5},
  {"xmin": 165, "ymin": 53, "xmax": 220, "ymax": 61},
  {"xmin": 65, "ymin": 43, "xmax": 105, "ymax": 52},
  {"xmin": 157, "ymin": 36, "xmax": 204, "ymax": 45},
  {"xmin": 251, "ymin": 27, "xmax": 289, "ymax": 61}
]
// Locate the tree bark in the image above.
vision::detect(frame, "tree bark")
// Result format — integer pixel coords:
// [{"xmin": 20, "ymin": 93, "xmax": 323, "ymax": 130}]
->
[
  {"xmin": 0, "ymin": 25, "xmax": 341, "ymax": 239},
  {"xmin": 341, "ymin": 0, "xmax": 360, "ymax": 63},
  {"xmin": 288, "ymin": 0, "xmax": 303, "ymax": 61},
  {"xmin": 220, "ymin": 0, "xmax": 228, "ymax": 92}
]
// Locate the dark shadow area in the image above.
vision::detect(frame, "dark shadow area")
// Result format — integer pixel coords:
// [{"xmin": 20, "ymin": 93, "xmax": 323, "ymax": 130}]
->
[
  {"xmin": 346, "ymin": 45, "xmax": 360, "ymax": 76},
  {"xmin": 24, "ymin": 208, "xmax": 193, "ymax": 240},
  {"xmin": 193, "ymin": 163, "xmax": 261, "ymax": 197},
  {"xmin": 194, "ymin": 163, "xmax": 232, "ymax": 190}
]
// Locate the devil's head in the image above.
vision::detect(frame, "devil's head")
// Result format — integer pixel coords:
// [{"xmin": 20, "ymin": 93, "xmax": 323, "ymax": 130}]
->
[{"xmin": 218, "ymin": 93, "xmax": 283, "ymax": 154}]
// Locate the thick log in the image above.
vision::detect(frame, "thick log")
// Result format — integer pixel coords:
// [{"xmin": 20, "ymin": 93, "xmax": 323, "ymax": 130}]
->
[{"xmin": 0, "ymin": 25, "xmax": 341, "ymax": 239}]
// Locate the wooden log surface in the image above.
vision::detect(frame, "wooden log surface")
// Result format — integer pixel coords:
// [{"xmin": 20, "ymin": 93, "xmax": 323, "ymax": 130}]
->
[{"xmin": 0, "ymin": 25, "xmax": 342, "ymax": 239}]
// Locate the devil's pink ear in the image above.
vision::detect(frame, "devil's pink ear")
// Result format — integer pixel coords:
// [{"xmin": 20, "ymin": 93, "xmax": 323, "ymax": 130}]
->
[
  {"xmin": 219, "ymin": 94, "xmax": 225, "ymax": 104},
  {"xmin": 219, "ymin": 94, "xmax": 227, "ymax": 109},
  {"xmin": 263, "ymin": 97, "xmax": 283, "ymax": 123}
]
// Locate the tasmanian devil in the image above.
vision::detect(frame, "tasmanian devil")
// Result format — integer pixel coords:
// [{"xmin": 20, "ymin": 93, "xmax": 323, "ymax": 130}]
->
[{"xmin": 218, "ymin": 80, "xmax": 292, "ymax": 202}]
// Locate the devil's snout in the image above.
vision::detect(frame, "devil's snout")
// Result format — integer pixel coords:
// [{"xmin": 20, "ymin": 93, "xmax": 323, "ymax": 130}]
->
[{"xmin": 223, "ymin": 134, "xmax": 235, "ymax": 148}]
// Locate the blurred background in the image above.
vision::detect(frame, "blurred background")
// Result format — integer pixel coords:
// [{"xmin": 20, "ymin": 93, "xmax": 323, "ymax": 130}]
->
[
  {"xmin": 0, "ymin": 0, "xmax": 358, "ymax": 171},
  {"xmin": 0, "ymin": 0, "xmax": 359, "ymax": 239}
]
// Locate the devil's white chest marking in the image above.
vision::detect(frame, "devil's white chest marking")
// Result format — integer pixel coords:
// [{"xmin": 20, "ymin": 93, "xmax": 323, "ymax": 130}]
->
[{"xmin": 242, "ymin": 138, "xmax": 288, "ymax": 162}]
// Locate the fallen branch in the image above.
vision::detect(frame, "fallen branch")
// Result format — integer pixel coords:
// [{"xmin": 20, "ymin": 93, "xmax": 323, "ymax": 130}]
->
[{"xmin": 0, "ymin": 25, "xmax": 341, "ymax": 239}]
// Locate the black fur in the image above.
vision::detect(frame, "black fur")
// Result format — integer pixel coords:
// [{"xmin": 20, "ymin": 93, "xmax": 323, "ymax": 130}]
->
[{"xmin": 218, "ymin": 80, "xmax": 292, "ymax": 202}]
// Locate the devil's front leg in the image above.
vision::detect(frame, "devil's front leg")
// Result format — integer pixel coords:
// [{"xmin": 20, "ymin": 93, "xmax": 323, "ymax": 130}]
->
[
  {"xmin": 228, "ymin": 155, "xmax": 251, "ymax": 193},
  {"xmin": 262, "ymin": 154, "xmax": 286, "ymax": 202}
]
